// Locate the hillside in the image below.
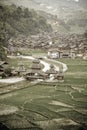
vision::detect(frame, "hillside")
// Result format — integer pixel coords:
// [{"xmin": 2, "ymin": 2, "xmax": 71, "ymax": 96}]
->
[
  {"xmin": 0, "ymin": 3, "xmax": 52, "ymax": 60},
  {"xmin": 1, "ymin": 0, "xmax": 87, "ymax": 34},
  {"xmin": 0, "ymin": 4, "xmax": 52, "ymax": 36}
]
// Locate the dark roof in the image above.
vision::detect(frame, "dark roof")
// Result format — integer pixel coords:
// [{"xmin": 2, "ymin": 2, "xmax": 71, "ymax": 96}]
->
[
  {"xmin": 32, "ymin": 59, "xmax": 40, "ymax": 63},
  {"xmin": 0, "ymin": 61, "xmax": 8, "ymax": 66},
  {"xmin": 57, "ymin": 71, "xmax": 64, "ymax": 76},
  {"xmin": 0, "ymin": 65, "xmax": 4, "ymax": 69}
]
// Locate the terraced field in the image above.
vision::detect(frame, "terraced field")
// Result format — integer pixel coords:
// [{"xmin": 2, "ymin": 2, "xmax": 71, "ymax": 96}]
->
[{"xmin": 0, "ymin": 58, "xmax": 87, "ymax": 130}]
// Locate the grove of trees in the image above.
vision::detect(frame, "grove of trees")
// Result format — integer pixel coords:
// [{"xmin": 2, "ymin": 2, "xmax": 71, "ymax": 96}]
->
[{"xmin": 0, "ymin": 4, "xmax": 52, "ymax": 60}]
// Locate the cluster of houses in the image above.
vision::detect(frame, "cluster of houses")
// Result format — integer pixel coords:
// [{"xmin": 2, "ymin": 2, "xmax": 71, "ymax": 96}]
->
[
  {"xmin": 0, "ymin": 59, "xmax": 64, "ymax": 82},
  {"xmin": 24, "ymin": 59, "xmax": 64, "ymax": 81},
  {"xmin": 47, "ymin": 48, "xmax": 76, "ymax": 59},
  {"xmin": 47, "ymin": 33, "xmax": 87, "ymax": 59},
  {"xmin": 0, "ymin": 60, "xmax": 28, "ymax": 79},
  {"xmin": 8, "ymin": 32, "xmax": 87, "ymax": 59}
]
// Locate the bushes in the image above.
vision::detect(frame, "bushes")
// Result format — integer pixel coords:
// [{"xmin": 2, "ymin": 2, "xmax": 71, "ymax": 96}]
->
[
  {"xmin": 0, "ymin": 47, "xmax": 7, "ymax": 61},
  {"xmin": 4, "ymin": 67, "xmax": 11, "ymax": 75},
  {"xmin": 0, "ymin": 4, "xmax": 52, "ymax": 37}
]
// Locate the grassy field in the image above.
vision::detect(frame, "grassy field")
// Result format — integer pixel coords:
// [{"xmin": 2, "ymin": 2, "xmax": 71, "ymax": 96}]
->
[
  {"xmin": 7, "ymin": 57, "xmax": 32, "ymax": 69},
  {"xmin": 0, "ymin": 57, "xmax": 87, "ymax": 130},
  {"xmin": 19, "ymin": 48, "xmax": 47, "ymax": 57}
]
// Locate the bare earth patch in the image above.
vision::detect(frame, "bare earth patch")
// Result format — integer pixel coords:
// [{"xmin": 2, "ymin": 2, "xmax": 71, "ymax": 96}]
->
[
  {"xmin": 0, "ymin": 104, "xmax": 18, "ymax": 115},
  {"xmin": 49, "ymin": 100, "xmax": 73, "ymax": 108},
  {"xmin": 0, "ymin": 93, "xmax": 17, "ymax": 99},
  {"xmin": 71, "ymin": 86, "xmax": 84, "ymax": 93},
  {"xmin": 36, "ymin": 118, "xmax": 79, "ymax": 128},
  {"xmin": 0, "ymin": 77, "xmax": 25, "ymax": 84},
  {"xmin": 74, "ymin": 108, "xmax": 87, "ymax": 115}
]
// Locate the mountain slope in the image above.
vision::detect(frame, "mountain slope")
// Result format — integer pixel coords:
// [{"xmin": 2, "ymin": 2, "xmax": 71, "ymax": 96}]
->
[
  {"xmin": 1, "ymin": 0, "xmax": 87, "ymax": 34},
  {"xmin": 0, "ymin": 4, "xmax": 52, "ymax": 36}
]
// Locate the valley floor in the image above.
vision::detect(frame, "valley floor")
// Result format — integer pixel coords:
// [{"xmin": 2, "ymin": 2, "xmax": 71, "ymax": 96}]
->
[{"xmin": 0, "ymin": 56, "xmax": 87, "ymax": 130}]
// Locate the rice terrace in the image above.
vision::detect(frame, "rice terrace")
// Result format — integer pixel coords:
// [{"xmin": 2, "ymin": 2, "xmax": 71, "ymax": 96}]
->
[
  {"xmin": 0, "ymin": 0, "xmax": 87, "ymax": 130},
  {"xmin": 0, "ymin": 53, "xmax": 87, "ymax": 130}
]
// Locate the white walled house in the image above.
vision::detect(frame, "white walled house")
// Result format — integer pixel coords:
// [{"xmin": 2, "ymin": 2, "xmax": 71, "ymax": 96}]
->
[{"xmin": 48, "ymin": 49, "xmax": 62, "ymax": 59}]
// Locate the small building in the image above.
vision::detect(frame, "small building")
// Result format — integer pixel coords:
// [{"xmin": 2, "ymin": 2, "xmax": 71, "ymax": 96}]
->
[
  {"xmin": 31, "ymin": 60, "xmax": 41, "ymax": 71},
  {"xmin": 46, "ymin": 65, "xmax": 64, "ymax": 81},
  {"xmin": 16, "ymin": 63, "xmax": 26, "ymax": 76},
  {"xmin": 24, "ymin": 70, "xmax": 46, "ymax": 81},
  {"xmin": 48, "ymin": 49, "xmax": 62, "ymax": 59},
  {"xmin": 46, "ymin": 65, "xmax": 58, "ymax": 80},
  {"xmin": 83, "ymin": 54, "xmax": 87, "ymax": 60},
  {"xmin": 60, "ymin": 49, "xmax": 76, "ymax": 59},
  {"xmin": 56, "ymin": 71, "xmax": 64, "ymax": 80},
  {"xmin": 24, "ymin": 59, "xmax": 46, "ymax": 81},
  {"xmin": 11, "ymin": 67, "xmax": 19, "ymax": 76}
]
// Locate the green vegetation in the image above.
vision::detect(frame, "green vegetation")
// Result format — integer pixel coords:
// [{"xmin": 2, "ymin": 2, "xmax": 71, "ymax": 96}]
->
[
  {"xmin": 0, "ymin": 4, "xmax": 52, "ymax": 60},
  {"xmin": 0, "ymin": 5, "xmax": 8, "ymax": 60},
  {"xmin": 0, "ymin": 4, "xmax": 52, "ymax": 37},
  {"xmin": 7, "ymin": 57, "xmax": 32, "ymax": 69},
  {"xmin": 19, "ymin": 48, "xmax": 46, "ymax": 56},
  {"xmin": 0, "ymin": 46, "xmax": 7, "ymax": 60},
  {"xmin": 84, "ymin": 29, "xmax": 87, "ymax": 38},
  {"xmin": 0, "ymin": 58, "xmax": 87, "ymax": 130}
]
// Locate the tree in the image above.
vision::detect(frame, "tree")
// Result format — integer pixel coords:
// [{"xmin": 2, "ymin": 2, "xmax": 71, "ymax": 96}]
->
[
  {"xmin": 0, "ymin": 46, "xmax": 7, "ymax": 60},
  {"xmin": 0, "ymin": 5, "xmax": 8, "ymax": 60},
  {"xmin": 24, "ymin": 8, "xmax": 31, "ymax": 18},
  {"xmin": 84, "ymin": 30, "xmax": 87, "ymax": 38}
]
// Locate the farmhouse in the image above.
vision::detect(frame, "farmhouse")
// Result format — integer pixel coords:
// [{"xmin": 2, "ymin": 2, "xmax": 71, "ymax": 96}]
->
[
  {"xmin": 46, "ymin": 64, "xmax": 64, "ymax": 81},
  {"xmin": 31, "ymin": 60, "xmax": 41, "ymax": 70},
  {"xmin": 46, "ymin": 64, "xmax": 57, "ymax": 75},
  {"xmin": 46, "ymin": 64, "xmax": 58, "ymax": 80},
  {"xmin": 61, "ymin": 50, "xmax": 76, "ymax": 59},
  {"xmin": 56, "ymin": 71, "xmax": 64, "ymax": 80},
  {"xmin": 16, "ymin": 63, "xmax": 26, "ymax": 76},
  {"xmin": 48, "ymin": 48, "xmax": 76, "ymax": 59},
  {"xmin": 48, "ymin": 49, "xmax": 62, "ymax": 59},
  {"xmin": 24, "ymin": 59, "xmax": 46, "ymax": 81}
]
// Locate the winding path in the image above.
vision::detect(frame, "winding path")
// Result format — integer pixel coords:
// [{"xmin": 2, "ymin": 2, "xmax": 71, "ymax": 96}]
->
[
  {"xmin": 44, "ymin": 57, "xmax": 68, "ymax": 72},
  {"xmin": 0, "ymin": 77, "xmax": 25, "ymax": 83},
  {"xmin": 18, "ymin": 55, "xmax": 50, "ymax": 72},
  {"xmin": 0, "ymin": 55, "xmax": 68, "ymax": 83}
]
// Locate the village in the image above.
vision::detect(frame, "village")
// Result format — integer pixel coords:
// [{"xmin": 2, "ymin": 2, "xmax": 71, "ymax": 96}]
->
[
  {"xmin": 0, "ymin": 37, "xmax": 87, "ymax": 130},
  {"xmin": 0, "ymin": 0, "xmax": 87, "ymax": 129},
  {"xmin": 0, "ymin": 55, "xmax": 66, "ymax": 83},
  {"xmin": 0, "ymin": 32, "xmax": 87, "ymax": 83},
  {"xmin": 9, "ymin": 32, "xmax": 87, "ymax": 59}
]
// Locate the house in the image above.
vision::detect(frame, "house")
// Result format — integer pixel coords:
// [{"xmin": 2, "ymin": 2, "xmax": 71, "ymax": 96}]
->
[
  {"xmin": 24, "ymin": 59, "xmax": 46, "ymax": 81},
  {"xmin": 46, "ymin": 65, "xmax": 58, "ymax": 80},
  {"xmin": 46, "ymin": 65, "xmax": 64, "ymax": 81},
  {"xmin": 16, "ymin": 63, "xmax": 26, "ymax": 76},
  {"xmin": 48, "ymin": 49, "xmax": 62, "ymax": 59},
  {"xmin": 55, "ymin": 71, "xmax": 64, "ymax": 80},
  {"xmin": 24, "ymin": 70, "xmax": 46, "ymax": 81},
  {"xmin": 31, "ymin": 60, "xmax": 41, "ymax": 71}
]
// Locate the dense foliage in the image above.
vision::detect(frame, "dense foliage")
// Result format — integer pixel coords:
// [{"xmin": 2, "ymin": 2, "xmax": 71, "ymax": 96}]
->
[
  {"xmin": 84, "ymin": 30, "xmax": 87, "ymax": 38},
  {"xmin": 0, "ymin": 4, "xmax": 52, "ymax": 60},
  {"xmin": 0, "ymin": 5, "xmax": 8, "ymax": 60},
  {"xmin": 0, "ymin": 4, "xmax": 52, "ymax": 36}
]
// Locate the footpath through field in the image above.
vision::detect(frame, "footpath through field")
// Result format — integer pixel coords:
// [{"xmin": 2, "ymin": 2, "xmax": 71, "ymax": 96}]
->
[{"xmin": 0, "ymin": 55, "xmax": 68, "ymax": 83}]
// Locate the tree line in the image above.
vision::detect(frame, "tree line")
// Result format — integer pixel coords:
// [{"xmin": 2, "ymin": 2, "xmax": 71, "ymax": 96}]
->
[{"xmin": 0, "ymin": 4, "xmax": 52, "ymax": 60}]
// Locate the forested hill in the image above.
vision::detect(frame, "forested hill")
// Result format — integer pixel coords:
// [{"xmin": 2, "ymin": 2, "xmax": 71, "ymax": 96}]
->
[
  {"xmin": 0, "ymin": 4, "xmax": 52, "ymax": 37},
  {"xmin": 0, "ymin": 4, "xmax": 52, "ymax": 60}
]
